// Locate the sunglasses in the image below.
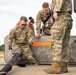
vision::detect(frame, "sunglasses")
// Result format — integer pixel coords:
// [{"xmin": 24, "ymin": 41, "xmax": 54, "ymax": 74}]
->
[{"xmin": 21, "ymin": 24, "xmax": 27, "ymax": 26}]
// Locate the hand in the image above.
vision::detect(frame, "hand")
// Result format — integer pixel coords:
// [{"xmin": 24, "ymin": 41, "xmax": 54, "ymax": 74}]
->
[
  {"xmin": 50, "ymin": 18, "xmax": 54, "ymax": 24},
  {"xmin": 35, "ymin": 33, "xmax": 40, "ymax": 39},
  {"xmin": 53, "ymin": 12, "xmax": 58, "ymax": 20},
  {"xmin": 29, "ymin": 45, "xmax": 32, "ymax": 48},
  {"xmin": 8, "ymin": 46, "xmax": 12, "ymax": 50},
  {"xmin": 45, "ymin": 24, "xmax": 50, "ymax": 29}
]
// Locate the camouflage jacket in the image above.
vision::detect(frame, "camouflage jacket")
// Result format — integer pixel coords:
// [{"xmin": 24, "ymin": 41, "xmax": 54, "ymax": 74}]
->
[
  {"xmin": 36, "ymin": 10, "xmax": 52, "ymax": 34},
  {"xmin": 52, "ymin": 0, "xmax": 72, "ymax": 13},
  {"xmin": 8, "ymin": 25, "xmax": 33, "ymax": 47}
]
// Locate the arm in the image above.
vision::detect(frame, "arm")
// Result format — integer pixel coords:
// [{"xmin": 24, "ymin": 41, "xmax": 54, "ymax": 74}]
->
[
  {"xmin": 36, "ymin": 11, "xmax": 42, "ymax": 34},
  {"xmin": 53, "ymin": 0, "xmax": 64, "ymax": 20},
  {"xmin": 53, "ymin": 0, "xmax": 64, "ymax": 12},
  {"xmin": 27, "ymin": 29, "xmax": 34, "ymax": 45},
  {"xmin": 8, "ymin": 29, "xmax": 15, "ymax": 47}
]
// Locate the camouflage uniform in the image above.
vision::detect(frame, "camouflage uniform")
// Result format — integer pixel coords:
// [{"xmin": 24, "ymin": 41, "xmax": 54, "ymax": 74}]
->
[
  {"xmin": 16, "ymin": 23, "xmax": 35, "ymax": 36},
  {"xmin": 36, "ymin": 10, "xmax": 52, "ymax": 35},
  {"xmin": 51, "ymin": 0, "xmax": 72, "ymax": 62},
  {"xmin": 29, "ymin": 24, "xmax": 35, "ymax": 36},
  {"xmin": 8, "ymin": 25, "xmax": 36, "ymax": 64}
]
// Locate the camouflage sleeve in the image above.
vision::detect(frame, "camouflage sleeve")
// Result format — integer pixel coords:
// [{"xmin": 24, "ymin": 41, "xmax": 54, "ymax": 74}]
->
[
  {"xmin": 15, "ymin": 23, "xmax": 19, "ymax": 28},
  {"xmin": 53, "ymin": 0, "xmax": 64, "ymax": 12},
  {"xmin": 27, "ymin": 29, "xmax": 34, "ymax": 45},
  {"xmin": 36, "ymin": 11, "xmax": 42, "ymax": 34},
  {"xmin": 8, "ymin": 29, "xmax": 15, "ymax": 47}
]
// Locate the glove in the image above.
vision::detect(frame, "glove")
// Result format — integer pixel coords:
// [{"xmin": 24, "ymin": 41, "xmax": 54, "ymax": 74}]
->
[
  {"xmin": 8, "ymin": 46, "xmax": 12, "ymax": 50},
  {"xmin": 29, "ymin": 45, "xmax": 32, "ymax": 48}
]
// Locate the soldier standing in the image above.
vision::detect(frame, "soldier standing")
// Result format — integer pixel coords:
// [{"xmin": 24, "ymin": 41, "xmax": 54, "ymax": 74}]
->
[
  {"xmin": 35, "ymin": 2, "xmax": 54, "ymax": 38},
  {"xmin": 44, "ymin": 0, "xmax": 72, "ymax": 74}
]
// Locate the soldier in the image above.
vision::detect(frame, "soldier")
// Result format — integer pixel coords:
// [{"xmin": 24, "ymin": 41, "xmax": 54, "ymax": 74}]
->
[
  {"xmin": 16, "ymin": 16, "xmax": 35, "ymax": 36},
  {"xmin": 28, "ymin": 16, "xmax": 35, "ymax": 35},
  {"xmin": 8, "ymin": 16, "xmax": 37, "ymax": 65},
  {"xmin": 35, "ymin": 2, "xmax": 54, "ymax": 38},
  {"xmin": 44, "ymin": 0, "xmax": 72, "ymax": 74},
  {"xmin": 0, "ymin": 16, "xmax": 37, "ymax": 75}
]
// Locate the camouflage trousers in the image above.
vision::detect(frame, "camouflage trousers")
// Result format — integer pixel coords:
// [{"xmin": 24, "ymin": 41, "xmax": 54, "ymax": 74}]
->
[
  {"xmin": 12, "ymin": 44, "xmax": 36, "ymax": 64},
  {"xmin": 50, "ymin": 14, "xmax": 72, "ymax": 62}
]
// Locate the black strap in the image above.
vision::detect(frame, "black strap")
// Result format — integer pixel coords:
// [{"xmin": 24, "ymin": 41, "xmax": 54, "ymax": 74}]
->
[
  {"xmin": 43, "ymin": 13, "xmax": 52, "ymax": 24},
  {"xmin": 42, "ymin": 12, "xmax": 52, "ymax": 35},
  {"xmin": 43, "ymin": 27, "xmax": 51, "ymax": 35}
]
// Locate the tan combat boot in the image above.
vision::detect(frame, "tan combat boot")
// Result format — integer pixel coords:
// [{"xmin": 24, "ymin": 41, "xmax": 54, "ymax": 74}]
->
[
  {"xmin": 60, "ymin": 62, "xmax": 68, "ymax": 73},
  {"xmin": 44, "ymin": 61, "xmax": 61, "ymax": 74}
]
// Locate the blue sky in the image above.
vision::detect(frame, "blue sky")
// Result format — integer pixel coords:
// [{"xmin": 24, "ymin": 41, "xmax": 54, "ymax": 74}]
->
[{"xmin": 0, "ymin": 0, "xmax": 76, "ymax": 45}]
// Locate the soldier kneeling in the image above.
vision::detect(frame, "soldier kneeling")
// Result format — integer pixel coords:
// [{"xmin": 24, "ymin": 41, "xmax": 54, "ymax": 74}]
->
[{"xmin": 0, "ymin": 16, "xmax": 37, "ymax": 75}]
